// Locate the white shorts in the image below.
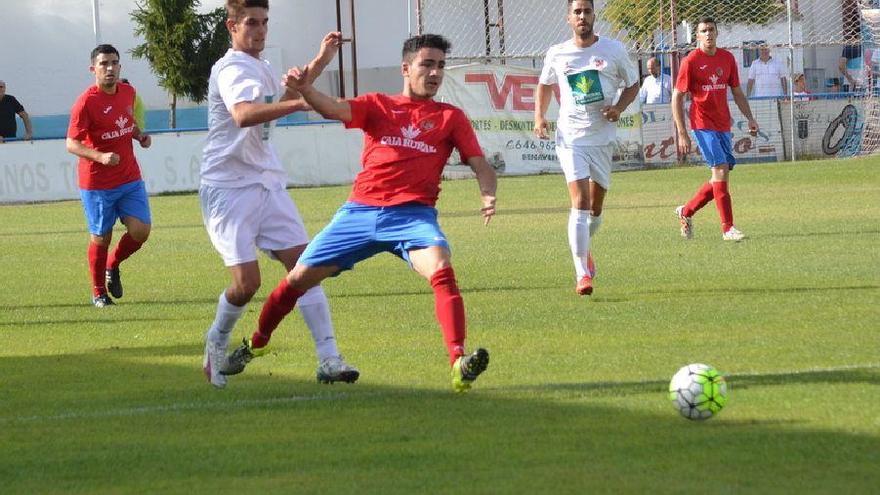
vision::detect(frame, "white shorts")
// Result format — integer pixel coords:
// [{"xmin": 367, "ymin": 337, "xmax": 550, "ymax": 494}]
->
[
  {"xmin": 199, "ymin": 184, "xmax": 310, "ymax": 267},
  {"xmin": 555, "ymin": 143, "xmax": 613, "ymax": 190}
]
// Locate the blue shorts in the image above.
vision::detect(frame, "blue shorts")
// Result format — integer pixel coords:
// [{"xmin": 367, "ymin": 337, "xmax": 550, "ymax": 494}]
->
[
  {"xmin": 693, "ymin": 130, "xmax": 736, "ymax": 169},
  {"xmin": 80, "ymin": 180, "xmax": 152, "ymax": 235},
  {"xmin": 299, "ymin": 202, "xmax": 450, "ymax": 272}
]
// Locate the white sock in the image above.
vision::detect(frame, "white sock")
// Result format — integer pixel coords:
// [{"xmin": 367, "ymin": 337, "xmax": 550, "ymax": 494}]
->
[
  {"xmin": 206, "ymin": 291, "xmax": 246, "ymax": 347},
  {"xmin": 588, "ymin": 213, "xmax": 603, "ymax": 237},
  {"xmin": 568, "ymin": 208, "xmax": 591, "ymax": 279},
  {"xmin": 298, "ymin": 285, "xmax": 339, "ymax": 361}
]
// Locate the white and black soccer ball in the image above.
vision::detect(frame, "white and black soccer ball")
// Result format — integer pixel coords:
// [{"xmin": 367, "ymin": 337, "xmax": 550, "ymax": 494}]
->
[{"xmin": 668, "ymin": 363, "xmax": 728, "ymax": 420}]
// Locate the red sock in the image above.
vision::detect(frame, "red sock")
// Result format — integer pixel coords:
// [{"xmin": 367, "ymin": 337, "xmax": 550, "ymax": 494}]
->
[
  {"xmin": 251, "ymin": 278, "xmax": 304, "ymax": 349},
  {"xmin": 683, "ymin": 182, "xmax": 715, "ymax": 217},
  {"xmin": 430, "ymin": 267, "xmax": 467, "ymax": 365},
  {"xmin": 712, "ymin": 181, "xmax": 734, "ymax": 232},
  {"xmin": 88, "ymin": 242, "xmax": 109, "ymax": 296},
  {"xmin": 108, "ymin": 233, "xmax": 143, "ymax": 269}
]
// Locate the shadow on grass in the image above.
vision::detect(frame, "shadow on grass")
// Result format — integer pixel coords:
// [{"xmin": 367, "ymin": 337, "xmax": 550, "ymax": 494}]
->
[{"xmin": 0, "ymin": 345, "xmax": 878, "ymax": 494}]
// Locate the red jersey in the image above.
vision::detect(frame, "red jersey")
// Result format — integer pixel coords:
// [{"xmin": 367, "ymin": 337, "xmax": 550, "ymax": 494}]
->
[
  {"xmin": 675, "ymin": 48, "xmax": 740, "ymax": 132},
  {"xmin": 67, "ymin": 83, "xmax": 142, "ymax": 190},
  {"xmin": 344, "ymin": 93, "xmax": 483, "ymax": 207}
]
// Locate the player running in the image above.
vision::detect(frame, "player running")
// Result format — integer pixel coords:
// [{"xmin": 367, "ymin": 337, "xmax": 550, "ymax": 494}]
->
[
  {"xmin": 534, "ymin": 0, "xmax": 640, "ymax": 296},
  {"xmin": 200, "ymin": 0, "xmax": 358, "ymax": 389},
  {"xmin": 223, "ymin": 33, "xmax": 498, "ymax": 393},
  {"xmin": 672, "ymin": 16, "xmax": 759, "ymax": 241},
  {"xmin": 66, "ymin": 44, "xmax": 152, "ymax": 307}
]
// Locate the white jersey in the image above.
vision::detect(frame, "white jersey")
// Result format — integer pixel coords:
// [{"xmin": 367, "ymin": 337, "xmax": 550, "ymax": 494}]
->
[
  {"xmin": 202, "ymin": 49, "xmax": 286, "ymax": 189},
  {"xmin": 747, "ymin": 57, "xmax": 786, "ymax": 97},
  {"xmin": 539, "ymin": 37, "xmax": 639, "ymax": 146}
]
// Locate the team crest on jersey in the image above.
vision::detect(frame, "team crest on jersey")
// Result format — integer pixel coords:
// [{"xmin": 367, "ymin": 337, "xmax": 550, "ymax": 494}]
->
[
  {"xmin": 420, "ymin": 120, "xmax": 436, "ymax": 131},
  {"xmin": 716, "ymin": 67, "xmax": 724, "ymax": 76},
  {"xmin": 593, "ymin": 58, "xmax": 606, "ymax": 69}
]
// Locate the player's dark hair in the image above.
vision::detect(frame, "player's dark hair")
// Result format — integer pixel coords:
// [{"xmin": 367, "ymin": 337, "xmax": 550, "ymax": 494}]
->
[
  {"xmin": 402, "ymin": 34, "xmax": 451, "ymax": 61},
  {"xmin": 697, "ymin": 16, "xmax": 717, "ymax": 29},
  {"xmin": 567, "ymin": 0, "xmax": 594, "ymax": 6},
  {"xmin": 226, "ymin": 0, "xmax": 269, "ymax": 21},
  {"xmin": 90, "ymin": 44, "xmax": 120, "ymax": 63}
]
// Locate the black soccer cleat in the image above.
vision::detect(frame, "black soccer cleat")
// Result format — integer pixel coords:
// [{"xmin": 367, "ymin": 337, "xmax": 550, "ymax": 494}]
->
[{"xmin": 105, "ymin": 267, "xmax": 123, "ymax": 299}]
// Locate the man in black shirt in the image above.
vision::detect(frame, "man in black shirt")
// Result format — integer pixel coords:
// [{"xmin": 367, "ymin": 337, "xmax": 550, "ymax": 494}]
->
[{"xmin": 0, "ymin": 80, "xmax": 34, "ymax": 142}]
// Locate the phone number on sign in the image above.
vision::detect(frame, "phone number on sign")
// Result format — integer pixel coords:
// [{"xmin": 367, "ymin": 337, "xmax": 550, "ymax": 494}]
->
[{"xmin": 505, "ymin": 139, "xmax": 555, "ymax": 150}]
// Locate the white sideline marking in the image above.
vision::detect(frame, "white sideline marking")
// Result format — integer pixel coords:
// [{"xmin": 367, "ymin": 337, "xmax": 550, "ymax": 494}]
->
[{"xmin": 1, "ymin": 392, "xmax": 375, "ymax": 425}]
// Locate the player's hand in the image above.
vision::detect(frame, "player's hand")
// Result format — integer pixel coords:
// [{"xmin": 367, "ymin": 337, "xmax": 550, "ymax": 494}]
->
[
  {"xmin": 317, "ymin": 32, "xmax": 343, "ymax": 65},
  {"xmin": 601, "ymin": 105, "xmax": 621, "ymax": 123},
  {"xmin": 284, "ymin": 66, "xmax": 310, "ymax": 92},
  {"xmin": 137, "ymin": 134, "xmax": 151, "ymax": 148},
  {"xmin": 676, "ymin": 132, "xmax": 692, "ymax": 158},
  {"xmin": 480, "ymin": 195, "xmax": 496, "ymax": 226},
  {"xmin": 534, "ymin": 117, "xmax": 549, "ymax": 139},
  {"xmin": 100, "ymin": 152, "xmax": 120, "ymax": 166},
  {"xmin": 747, "ymin": 118, "xmax": 759, "ymax": 137}
]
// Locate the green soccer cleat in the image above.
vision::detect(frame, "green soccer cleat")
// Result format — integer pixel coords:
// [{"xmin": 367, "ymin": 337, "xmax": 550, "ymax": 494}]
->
[
  {"xmin": 221, "ymin": 337, "xmax": 270, "ymax": 376},
  {"xmin": 451, "ymin": 348, "xmax": 490, "ymax": 393}
]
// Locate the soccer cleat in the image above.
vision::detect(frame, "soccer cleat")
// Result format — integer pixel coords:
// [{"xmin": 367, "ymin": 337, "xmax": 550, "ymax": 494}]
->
[
  {"xmin": 105, "ymin": 267, "xmax": 123, "ymax": 299},
  {"xmin": 203, "ymin": 338, "xmax": 228, "ymax": 389},
  {"xmin": 451, "ymin": 348, "xmax": 490, "ymax": 393},
  {"xmin": 587, "ymin": 251, "xmax": 596, "ymax": 279},
  {"xmin": 316, "ymin": 355, "xmax": 360, "ymax": 384},
  {"xmin": 722, "ymin": 227, "xmax": 746, "ymax": 242},
  {"xmin": 576, "ymin": 274, "xmax": 593, "ymax": 296},
  {"xmin": 92, "ymin": 293, "xmax": 115, "ymax": 307},
  {"xmin": 220, "ymin": 337, "xmax": 270, "ymax": 376},
  {"xmin": 675, "ymin": 206, "xmax": 693, "ymax": 239}
]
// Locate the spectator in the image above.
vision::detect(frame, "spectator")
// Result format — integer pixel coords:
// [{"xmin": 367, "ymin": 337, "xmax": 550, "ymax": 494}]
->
[
  {"xmin": 639, "ymin": 57, "xmax": 673, "ymax": 104},
  {"xmin": 792, "ymin": 73, "xmax": 811, "ymax": 101},
  {"xmin": 747, "ymin": 45, "xmax": 787, "ymax": 98},
  {"xmin": 0, "ymin": 80, "xmax": 34, "ymax": 142},
  {"xmin": 839, "ymin": 44, "xmax": 871, "ymax": 93},
  {"xmin": 119, "ymin": 78, "xmax": 146, "ymax": 130},
  {"xmin": 825, "ymin": 77, "xmax": 842, "ymax": 96}
]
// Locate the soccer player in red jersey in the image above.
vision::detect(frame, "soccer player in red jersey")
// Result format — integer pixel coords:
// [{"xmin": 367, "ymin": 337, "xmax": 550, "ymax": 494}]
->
[
  {"xmin": 222, "ymin": 34, "xmax": 498, "ymax": 392},
  {"xmin": 672, "ymin": 17, "xmax": 759, "ymax": 242},
  {"xmin": 66, "ymin": 44, "xmax": 152, "ymax": 307}
]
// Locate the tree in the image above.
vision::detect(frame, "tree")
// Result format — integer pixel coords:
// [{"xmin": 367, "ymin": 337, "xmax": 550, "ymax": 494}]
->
[
  {"xmin": 603, "ymin": 0, "xmax": 786, "ymax": 52},
  {"xmin": 130, "ymin": 0, "xmax": 229, "ymax": 128}
]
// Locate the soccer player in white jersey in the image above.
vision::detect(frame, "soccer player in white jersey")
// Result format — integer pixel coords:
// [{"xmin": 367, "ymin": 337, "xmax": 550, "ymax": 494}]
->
[
  {"xmin": 200, "ymin": 0, "xmax": 358, "ymax": 388},
  {"xmin": 534, "ymin": 0, "xmax": 639, "ymax": 296}
]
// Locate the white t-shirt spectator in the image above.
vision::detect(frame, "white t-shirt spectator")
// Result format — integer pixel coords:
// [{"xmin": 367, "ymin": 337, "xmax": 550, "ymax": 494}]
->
[
  {"xmin": 748, "ymin": 57, "xmax": 786, "ymax": 97},
  {"xmin": 638, "ymin": 73, "xmax": 673, "ymax": 104},
  {"xmin": 201, "ymin": 49, "xmax": 286, "ymax": 189},
  {"xmin": 539, "ymin": 37, "xmax": 639, "ymax": 146}
]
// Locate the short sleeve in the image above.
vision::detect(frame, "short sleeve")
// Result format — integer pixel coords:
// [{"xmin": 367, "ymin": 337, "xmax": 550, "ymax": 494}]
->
[
  {"xmin": 539, "ymin": 48, "xmax": 557, "ymax": 85},
  {"xmin": 11, "ymin": 96, "xmax": 24, "ymax": 113},
  {"xmin": 675, "ymin": 56, "xmax": 691, "ymax": 93},
  {"xmin": 67, "ymin": 95, "xmax": 90, "ymax": 141},
  {"xmin": 728, "ymin": 53, "xmax": 741, "ymax": 88},
  {"xmin": 343, "ymin": 94, "xmax": 376, "ymax": 130},
  {"xmin": 747, "ymin": 62, "xmax": 757, "ymax": 80},
  {"xmin": 450, "ymin": 108, "xmax": 483, "ymax": 162},
  {"xmin": 216, "ymin": 61, "xmax": 262, "ymax": 111},
  {"xmin": 618, "ymin": 45, "xmax": 640, "ymax": 88}
]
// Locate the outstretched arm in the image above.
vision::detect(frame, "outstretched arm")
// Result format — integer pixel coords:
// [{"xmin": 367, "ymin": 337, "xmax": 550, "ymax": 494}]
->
[
  {"xmin": 466, "ymin": 155, "xmax": 497, "ymax": 225},
  {"xmin": 281, "ymin": 31, "xmax": 343, "ymax": 102}
]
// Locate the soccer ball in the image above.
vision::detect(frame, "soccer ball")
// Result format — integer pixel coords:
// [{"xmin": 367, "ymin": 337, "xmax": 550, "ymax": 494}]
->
[{"xmin": 668, "ymin": 363, "xmax": 728, "ymax": 420}]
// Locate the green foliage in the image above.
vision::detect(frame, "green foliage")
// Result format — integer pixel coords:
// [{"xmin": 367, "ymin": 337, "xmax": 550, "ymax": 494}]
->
[
  {"xmin": 1, "ymin": 159, "xmax": 879, "ymax": 492},
  {"xmin": 602, "ymin": 0, "xmax": 786, "ymax": 50},
  {"xmin": 130, "ymin": 0, "xmax": 229, "ymax": 126}
]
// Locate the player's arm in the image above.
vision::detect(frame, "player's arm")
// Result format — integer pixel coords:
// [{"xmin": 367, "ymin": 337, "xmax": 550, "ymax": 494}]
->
[
  {"xmin": 534, "ymin": 84, "xmax": 554, "ymax": 139},
  {"xmin": 66, "ymin": 137, "xmax": 119, "ymax": 166},
  {"xmin": 671, "ymin": 88, "xmax": 691, "ymax": 156},
  {"xmin": 730, "ymin": 85, "xmax": 759, "ymax": 135},
  {"xmin": 18, "ymin": 110, "xmax": 33, "ymax": 140},
  {"xmin": 465, "ymin": 155, "xmax": 497, "ymax": 225},
  {"xmin": 281, "ymin": 32, "xmax": 342, "ymax": 102},
  {"xmin": 284, "ymin": 66, "xmax": 352, "ymax": 122},
  {"xmin": 229, "ymin": 98, "xmax": 310, "ymax": 128},
  {"xmin": 602, "ymin": 82, "xmax": 639, "ymax": 121}
]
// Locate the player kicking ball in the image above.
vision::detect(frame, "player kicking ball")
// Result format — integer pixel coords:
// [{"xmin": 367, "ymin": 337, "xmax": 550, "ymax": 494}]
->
[
  {"xmin": 672, "ymin": 16, "xmax": 758, "ymax": 241},
  {"xmin": 223, "ymin": 34, "xmax": 498, "ymax": 392}
]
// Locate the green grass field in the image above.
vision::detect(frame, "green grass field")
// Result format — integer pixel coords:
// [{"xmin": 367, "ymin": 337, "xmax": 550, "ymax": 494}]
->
[{"xmin": 1, "ymin": 158, "xmax": 878, "ymax": 494}]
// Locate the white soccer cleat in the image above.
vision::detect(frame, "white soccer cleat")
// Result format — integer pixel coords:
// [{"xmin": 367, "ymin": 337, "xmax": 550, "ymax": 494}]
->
[
  {"xmin": 203, "ymin": 338, "xmax": 228, "ymax": 389},
  {"xmin": 722, "ymin": 226, "xmax": 746, "ymax": 242},
  {"xmin": 675, "ymin": 206, "xmax": 693, "ymax": 239},
  {"xmin": 316, "ymin": 355, "xmax": 360, "ymax": 384}
]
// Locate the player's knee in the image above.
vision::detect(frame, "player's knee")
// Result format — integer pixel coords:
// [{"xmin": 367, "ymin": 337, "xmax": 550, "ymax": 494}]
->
[{"xmin": 130, "ymin": 227, "xmax": 150, "ymax": 243}]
